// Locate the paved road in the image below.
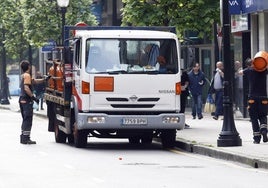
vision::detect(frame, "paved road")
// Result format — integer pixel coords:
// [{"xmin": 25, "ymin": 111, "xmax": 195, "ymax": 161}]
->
[
  {"xmin": 0, "ymin": 109, "xmax": 268, "ymax": 188},
  {"xmin": 2, "ymin": 96, "xmax": 268, "ymax": 170}
]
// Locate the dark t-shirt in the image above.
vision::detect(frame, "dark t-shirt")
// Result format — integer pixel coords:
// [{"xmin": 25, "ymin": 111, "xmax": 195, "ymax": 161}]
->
[
  {"xmin": 181, "ymin": 71, "xmax": 189, "ymax": 85},
  {"xmin": 243, "ymin": 67, "xmax": 267, "ymax": 97}
]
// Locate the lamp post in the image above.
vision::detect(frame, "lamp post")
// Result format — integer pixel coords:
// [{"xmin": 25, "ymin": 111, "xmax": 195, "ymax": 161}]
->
[
  {"xmin": 217, "ymin": 0, "xmax": 241, "ymax": 146},
  {"xmin": 0, "ymin": 24, "xmax": 10, "ymax": 105},
  {"xmin": 57, "ymin": 0, "xmax": 70, "ymax": 46}
]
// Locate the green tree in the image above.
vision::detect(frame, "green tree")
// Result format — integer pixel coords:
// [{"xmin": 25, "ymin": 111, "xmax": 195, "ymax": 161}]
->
[
  {"xmin": 121, "ymin": 0, "xmax": 220, "ymax": 40},
  {"xmin": 0, "ymin": 0, "xmax": 98, "ymax": 61}
]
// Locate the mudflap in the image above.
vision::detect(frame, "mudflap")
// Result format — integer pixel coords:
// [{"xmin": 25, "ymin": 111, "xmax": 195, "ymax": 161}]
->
[{"xmin": 47, "ymin": 101, "xmax": 55, "ymax": 132}]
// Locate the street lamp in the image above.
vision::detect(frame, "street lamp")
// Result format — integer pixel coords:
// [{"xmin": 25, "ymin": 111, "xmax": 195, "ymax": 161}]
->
[
  {"xmin": 0, "ymin": 24, "xmax": 10, "ymax": 105},
  {"xmin": 217, "ymin": 0, "xmax": 241, "ymax": 147},
  {"xmin": 57, "ymin": 0, "xmax": 70, "ymax": 46}
]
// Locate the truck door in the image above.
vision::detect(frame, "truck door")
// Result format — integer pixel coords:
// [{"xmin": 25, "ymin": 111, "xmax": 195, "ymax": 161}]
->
[{"xmin": 73, "ymin": 39, "xmax": 82, "ymax": 93}]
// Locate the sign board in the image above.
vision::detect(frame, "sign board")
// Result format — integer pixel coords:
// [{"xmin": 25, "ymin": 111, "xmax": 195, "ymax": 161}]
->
[
  {"xmin": 231, "ymin": 14, "xmax": 249, "ymax": 33},
  {"xmin": 42, "ymin": 40, "xmax": 56, "ymax": 52},
  {"xmin": 229, "ymin": 0, "xmax": 268, "ymax": 15},
  {"xmin": 229, "ymin": 0, "xmax": 241, "ymax": 15}
]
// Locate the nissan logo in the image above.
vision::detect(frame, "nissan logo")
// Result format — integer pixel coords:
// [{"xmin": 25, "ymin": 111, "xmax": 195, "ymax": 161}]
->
[{"xmin": 129, "ymin": 95, "xmax": 138, "ymax": 101}]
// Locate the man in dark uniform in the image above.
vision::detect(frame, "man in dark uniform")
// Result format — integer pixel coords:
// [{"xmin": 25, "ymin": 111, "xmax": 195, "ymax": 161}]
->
[
  {"xmin": 180, "ymin": 69, "xmax": 190, "ymax": 128},
  {"xmin": 19, "ymin": 60, "xmax": 48, "ymax": 144},
  {"xmin": 239, "ymin": 58, "xmax": 268, "ymax": 144}
]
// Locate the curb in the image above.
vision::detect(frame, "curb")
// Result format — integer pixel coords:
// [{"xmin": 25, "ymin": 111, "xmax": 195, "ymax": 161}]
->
[
  {"xmin": 0, "ymin": 105, "xmax": 10, "ymax": 111},
  {"xmin": 0, "ymin": 105, "xmax": 47, "ymax": 119},
  {"xmin": 175, "ymin": 138, "xmax": 268, "ymax": 169}
]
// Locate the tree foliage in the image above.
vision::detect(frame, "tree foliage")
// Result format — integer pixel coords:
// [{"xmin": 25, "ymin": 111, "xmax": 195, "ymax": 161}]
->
[
  {"xmin": 0, "ymin": 0, "xmax": 97, "ymax": 60},
  {"xmin": 121, "ymin": 0, "xmax": 220, "ymax": 40}
]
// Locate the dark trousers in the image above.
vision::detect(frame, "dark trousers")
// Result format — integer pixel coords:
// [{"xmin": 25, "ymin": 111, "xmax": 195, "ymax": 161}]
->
[
  {"xmin": 191, "ymin": 94, "xmax": 202, "ymax": 117},
  {"xmin": 214, "ymin": 89, "xmax": 223, "ymax": 117},
  {"xmin": 36, "ymin": 92, "xmax": 44, "ymax": 109},
  {"xmin": 180, "ymin": 91, "xmax": 188, "ymax": 113},
  {"xmin": 19, "ymin": 101, "xmax": 33, "ymax": 137},
  {"xmin": 248, "ymin": 97, "xmax": 268, "ymax": 141}
]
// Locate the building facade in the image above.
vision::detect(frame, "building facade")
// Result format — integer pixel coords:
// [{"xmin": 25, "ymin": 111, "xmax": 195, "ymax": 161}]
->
[
  {"xmin": 230, "ymin": 0, "xmax": 268, "ymax": 117},
  {"xmin": 92, "ymin": 0, "xmax": 123, "ymax": 26}
]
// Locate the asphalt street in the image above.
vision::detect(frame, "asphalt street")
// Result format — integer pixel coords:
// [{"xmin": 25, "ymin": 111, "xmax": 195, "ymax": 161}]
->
[{"xmin": 2, "ymin": 96, "xmax": 268, "ymax": 170}]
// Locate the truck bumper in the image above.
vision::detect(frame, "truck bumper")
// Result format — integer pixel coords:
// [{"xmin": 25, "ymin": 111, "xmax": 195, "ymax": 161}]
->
[{"xmin": 76, "ymin": 113, "xmax": 185, "ymax": 130}]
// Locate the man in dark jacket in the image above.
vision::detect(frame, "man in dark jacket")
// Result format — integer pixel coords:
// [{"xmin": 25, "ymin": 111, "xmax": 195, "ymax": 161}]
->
[{"xmin": 188, "ymin": 63, "xmax": 206, "ymax": 119}]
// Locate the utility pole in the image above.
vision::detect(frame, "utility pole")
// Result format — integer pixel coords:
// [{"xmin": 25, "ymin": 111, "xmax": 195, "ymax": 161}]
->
[
  {"xmin": 0, "ymin": 26, "xmax": 10, "ymax": 105},
  {"xmin": 217, "ymin": 0, "xmax": 242, "ymax": 147}
]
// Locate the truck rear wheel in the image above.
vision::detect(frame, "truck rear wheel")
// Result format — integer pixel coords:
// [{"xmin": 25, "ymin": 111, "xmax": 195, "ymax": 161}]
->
[
  {"xmin": 54, "ymin": 121, "xmax": 67, "ymax": 143},
  {"xmin": 67, "ymin": 135, "xmax": 74, "ymax": 144},
  {"xmin": 73, "ymin": 123, "xmax": 88, "ymax": 148},
  {"xmin": 161, "ymin": 129, "xmax": 176, "ymax": 148}
]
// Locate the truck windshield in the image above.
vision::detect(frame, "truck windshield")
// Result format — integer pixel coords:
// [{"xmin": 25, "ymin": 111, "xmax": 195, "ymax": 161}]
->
[{"xmin": 85, "ymin": 39, "xmax": 178, "ymax": 74}]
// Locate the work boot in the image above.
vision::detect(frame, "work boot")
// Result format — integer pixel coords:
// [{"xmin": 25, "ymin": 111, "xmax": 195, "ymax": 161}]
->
[
  {"xmin": 20, "ymin": 135, "xmax": 36, "ymax": 144},
  {"xmin": 253, "ymin": 135, "xmax": 261, "ymax": 144},
  {"xmin": 260, "ymin": 125, "xmax": 268, "ymax": 143},
  {"xmin": 26, "ymin": 139, "xmax": 37, "ymax": 144},
  {"xmin": 261, "ymin": 130, "xmax": 268, "ymax": 143}
]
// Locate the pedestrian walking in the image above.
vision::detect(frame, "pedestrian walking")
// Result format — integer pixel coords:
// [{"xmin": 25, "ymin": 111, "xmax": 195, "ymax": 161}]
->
[
  {"xmin": 19, "ymin": 60, "xmax": 49, "ymax": 144},
  {"xmin": 239, "ymin": 55, "xmax": 268, "ymax": 144},
  {"xmin": 188, "ymin": 63, "xmax": 206, "ymax": 120},
  {"xmin": 234, "ymin": 61, "xmax": 243, "ymax": 112},
  {"xmin": 212, "ymin": 61, "xmax": 224, "ymax": 120},
  {"xmin": 34, "ymin": 71, "xmax": 46, "ymax": 110}
]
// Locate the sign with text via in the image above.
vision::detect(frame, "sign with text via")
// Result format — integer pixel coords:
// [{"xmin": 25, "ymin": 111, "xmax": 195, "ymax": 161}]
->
[{"xmin": 229, "ymin": 0, "xmax": 241, "ymax": 15}]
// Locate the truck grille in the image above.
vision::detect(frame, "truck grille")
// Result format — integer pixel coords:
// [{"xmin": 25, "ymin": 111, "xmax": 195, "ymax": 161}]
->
[
  {"xmin": 106, "ymin": 97, "xmax": 160, "ymax": 102},
  {"xmin": 111, "ymin": 104, "xmax": 155, "ymax": 108}
]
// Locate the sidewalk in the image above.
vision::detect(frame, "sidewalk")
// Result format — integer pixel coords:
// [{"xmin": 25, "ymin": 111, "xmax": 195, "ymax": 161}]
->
[{"xmin": 2, "ymin": 96, "xmax": 268, "ymax": 170}]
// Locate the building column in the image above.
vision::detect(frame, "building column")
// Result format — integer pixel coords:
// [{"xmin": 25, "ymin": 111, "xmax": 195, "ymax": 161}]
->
[{"xmin": 258, "ymin": 12, "xmax": 268, "ymax": 51}]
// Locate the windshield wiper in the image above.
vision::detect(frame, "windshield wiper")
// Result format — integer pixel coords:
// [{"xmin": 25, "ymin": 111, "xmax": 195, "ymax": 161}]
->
[{"xmin": 107, "ymin": 70, "xmax": 128, "ymax": 74}]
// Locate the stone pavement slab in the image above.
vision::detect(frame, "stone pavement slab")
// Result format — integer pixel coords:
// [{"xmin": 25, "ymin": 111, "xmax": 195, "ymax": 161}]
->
[{"xmin": 176, "ymin": 112, "xmax": 268, "ymax": 169}]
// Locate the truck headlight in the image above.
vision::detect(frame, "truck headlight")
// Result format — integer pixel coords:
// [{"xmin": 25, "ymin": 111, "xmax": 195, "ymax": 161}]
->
[
  {"xmin": 87, "ymin": 117, "xmax": 105, "ymax": 124},
  {"xmin": 162, "ymin": 116, "xmax": 179, "ymax": 124}
]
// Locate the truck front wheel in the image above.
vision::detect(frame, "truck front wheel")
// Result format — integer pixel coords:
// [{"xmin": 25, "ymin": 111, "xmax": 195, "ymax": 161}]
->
[
  {"xmin": 73, "ymin": 123, "xmax": 88, "ymax": 148},
  {"xmin": 161, "ymin": 130, "xmax": 176, "ymax": 148},
  {"xmin": 141, "ymin": 136, "xmax": 153, "ymax": 145},
  {"xmin": 54, "ymin": 121, "xmax": 67, "ymax": 143},
  {"xmin": 128, "ymin": 137, "xmax": 140, "ymax": 144}
]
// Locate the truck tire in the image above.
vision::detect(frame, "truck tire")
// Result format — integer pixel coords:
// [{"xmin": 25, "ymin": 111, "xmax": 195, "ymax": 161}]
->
[
  {"xmin": 141, "ymin": 136, "xmax": 153, "ymax": 145},
  {"xmin": 73, "ymin": 123, "xmax": 88, "ymax": 148},
  {"xmin": 67, "ymin": 135, "xmax": 74, "ymax": 144},
  {"xmin": 54, "ymin": 121, "xmax": 67, "ymax": 143},
  {"xmin": 141, "ymin": 131, "xmax": 153, "ymax": 145},
  {"xmin": 128, "ymin": 137, "xmax": 140, "ymax": 144},
  {"xmin": 161, "ymin": 129, "xmax": 176, "ymax": 148}
]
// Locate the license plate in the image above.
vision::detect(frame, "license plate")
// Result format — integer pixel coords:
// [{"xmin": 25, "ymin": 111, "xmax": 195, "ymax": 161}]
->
[{"xmin": 122, "ymin": 118, "xmax": 147, "ymax": 125}]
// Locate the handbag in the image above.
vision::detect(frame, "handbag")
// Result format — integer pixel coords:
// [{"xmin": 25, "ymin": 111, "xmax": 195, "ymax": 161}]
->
[
  {"xmin": 33, "ymin": 101, "xmax": 39, "ymax": 111},
  {"xmin": 204, "ymin": 94, "xmax": 215, "ymax": 113}
]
